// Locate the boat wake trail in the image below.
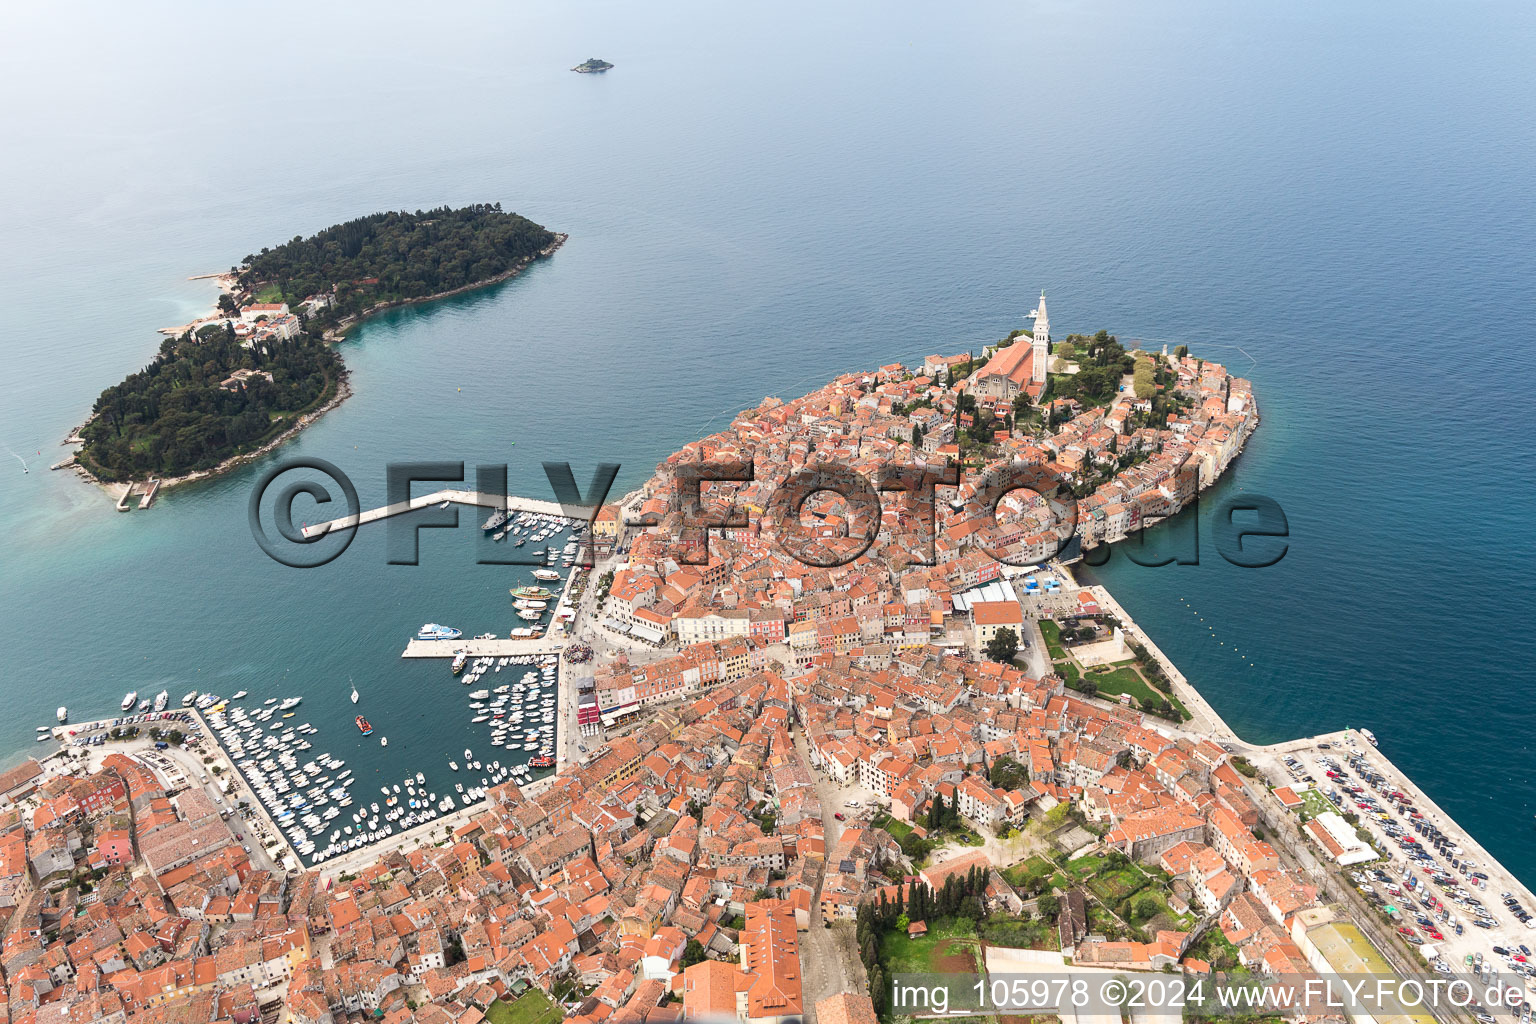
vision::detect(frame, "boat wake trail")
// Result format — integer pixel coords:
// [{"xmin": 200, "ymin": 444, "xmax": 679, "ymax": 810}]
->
[{"xmin": 1, "ymin": 444, "xmax": 29, "ymax": 473}]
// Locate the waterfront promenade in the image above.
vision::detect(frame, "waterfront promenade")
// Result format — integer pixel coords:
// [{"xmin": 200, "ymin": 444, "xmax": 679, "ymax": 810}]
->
[
  {"xmin": 402, "ymin": 552, "xmax": 583, "ymax": 659},
  {"xmin": 1053, "ymin": 563, "xmax": 1240, "ymax": 743}
]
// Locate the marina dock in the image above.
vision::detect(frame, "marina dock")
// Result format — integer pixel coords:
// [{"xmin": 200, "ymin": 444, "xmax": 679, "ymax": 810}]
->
[
  {"xmin": 184, "ymin": 707, "xmax": 304, "ymax": 869},
  {"xmin": 403, "ymin": 553, "xmax": 583, "ymax": 658},
  {"xmin": 300, "ymin": 488, "xmax": 576, "ymax": 540}
]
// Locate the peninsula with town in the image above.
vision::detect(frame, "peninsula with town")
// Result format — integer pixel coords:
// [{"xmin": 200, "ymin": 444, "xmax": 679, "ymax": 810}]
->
[
  {"xmin": 63, "ymin": 204, "xmax": 563, "ymax": 503},
  {"xmin": 10, "ymin": 295, "xmax": 1531, "ymax": 1024}
]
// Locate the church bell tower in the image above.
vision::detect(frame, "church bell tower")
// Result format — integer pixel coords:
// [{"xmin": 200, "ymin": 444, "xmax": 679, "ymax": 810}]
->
[{"xmin": 1030, "ymin": 292, "xmax": 1049, "ymax": 384}]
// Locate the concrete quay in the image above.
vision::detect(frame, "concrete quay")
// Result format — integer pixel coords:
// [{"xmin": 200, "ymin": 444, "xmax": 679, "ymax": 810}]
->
[
  {"xmin": 300, "ymin": 489, "xmax": 576, "ymax": 540},
  {"xmin": 402, "ymin": 637, "xmax": 566, "ymax": 658}
]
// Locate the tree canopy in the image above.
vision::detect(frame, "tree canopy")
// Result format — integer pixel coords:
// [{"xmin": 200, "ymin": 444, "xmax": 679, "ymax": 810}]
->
[
  {"xmin": 988, "ymin": 755, "xmax": 1030, "ymax": 791},
  {"xmin": 239, "ymin": 204, "xmax": 554, "ymax": 326},
  {"xmin": 1048, "ymin": 330, "xmax": 1133, "ymax": 407},
  {"xmin": 985, "ymin": 626, "xmax": 1019, "ymax": 663},
  {"xmin": 80, "ymin": 325, "xmax": 340, "ymax": 481},
  {"xmin": 1133, "ymin": 353, "xmax": 1156, "ymax": 400}
]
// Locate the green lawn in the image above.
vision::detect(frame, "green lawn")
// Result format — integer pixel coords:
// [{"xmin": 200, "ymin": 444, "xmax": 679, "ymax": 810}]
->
[
  {"xmin": 881, "ymin": 917, "xmax": 982, "ymax": 972},
  {"xmin": 1002, "ymin": 855, "xmax": 1056, "ymax": 891},
  {"xmin": 940, "ymin": 825, "xmax": 986, "ymax": 847},
  {"xmin": 881, "ymin": 918, "xmax": 985, "ymax": 1013},
  {"xmin": 1087, "ymin": 666, "xmax": 1161, "ymax": 705},
  {"xmin": 980, "ymin": 914, "xmax": 1059, "ymax": 950},
  {"xmin": 1064, "ymin": 853, "xmax": 1105, "ymax": 879},
  {"xmin": 1039, "ymin": 620, "xmax": 1067, "ymax": 661},
  {"xmin": 875, "ymin": 813, "xmax": 914, "ymax": 842},
  {"xmin": 1087, "ymin": 865, "xmax": 1150, "ymax": 903},
  {"xmin": 486, "ymin": 991, "xmax": 562, "ymax": 1024},
  {"xmin": 254, "ymin": 282, "xmax": 285, "ymax": 303}
]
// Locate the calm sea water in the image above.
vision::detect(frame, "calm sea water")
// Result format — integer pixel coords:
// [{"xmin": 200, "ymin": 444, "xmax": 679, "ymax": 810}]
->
[{"xmin": 2, "ymin": 1, "xmax": 1533, "ymax": 876}]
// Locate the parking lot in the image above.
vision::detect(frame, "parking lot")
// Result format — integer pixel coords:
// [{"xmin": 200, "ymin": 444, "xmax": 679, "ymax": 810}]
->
[{"xmin": 1280, "ymin": 737, "xmax": 1536, "ymax": 1007}]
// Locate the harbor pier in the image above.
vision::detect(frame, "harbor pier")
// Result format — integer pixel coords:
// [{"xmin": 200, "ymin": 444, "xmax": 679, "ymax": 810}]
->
[
  {"xmin": 300, "ymin": 489, "xmax": 577, "ymax": 540},
  {"xmin": 402, "ymin": 637, "xmax": 565, "ymax": 658}
]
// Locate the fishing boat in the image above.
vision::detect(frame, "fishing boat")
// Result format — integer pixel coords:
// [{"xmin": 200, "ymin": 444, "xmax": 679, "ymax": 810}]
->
[
  {"xmin": 452, "ymin": 651, "xmax": 468, "ymax": 676},
  {"xmin": 154, "ymin": 690, "xmax": 169, "ymax": 711},
  {"xmin": 355, "ymin": 716, "xmax": 373, "ymax": 736},
  {"xmin": 181, "ymin": 690, "xmax": 199, "ymax": 706},
  {"xmin": 1361, "ymin": 728, "xmax": 1378, "ymax": 747},
  {"xmin": 530, "ymin": 755, "xmax": 555, "ymax": 768}
]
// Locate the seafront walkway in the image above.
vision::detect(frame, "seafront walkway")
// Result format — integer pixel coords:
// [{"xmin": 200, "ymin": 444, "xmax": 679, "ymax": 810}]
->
[
  {"xmin": 300, "ymin": 489, "xmax": 574, "ymax": 540},
  {"xmin": 1067, "ymin": 573, "xmax": 1239, "ymax": 742}
]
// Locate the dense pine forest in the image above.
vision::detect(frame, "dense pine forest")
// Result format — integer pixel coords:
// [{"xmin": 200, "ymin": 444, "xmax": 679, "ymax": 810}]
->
[
  {"xmin": 78, "ymin": 204, "xmax": 557, "ymax": 481},
  {"xmin": 79, "ymin": 327, "xmax": 342, "ymax": 481},
  {"xmin": 231, "ymin": 204, "xmax": 556, "ymax": 327}
]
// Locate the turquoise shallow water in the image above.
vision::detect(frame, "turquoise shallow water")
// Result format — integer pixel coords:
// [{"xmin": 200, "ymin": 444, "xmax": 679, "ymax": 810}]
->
[{"xmin": 1, "ymin": 1, "xmax": 1533, "ymax": 877}]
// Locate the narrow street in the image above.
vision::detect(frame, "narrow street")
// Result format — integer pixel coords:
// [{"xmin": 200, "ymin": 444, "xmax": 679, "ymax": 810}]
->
[{"xmin": 793, "ymin": 727, "xmax": 866, "ymax": 1019}]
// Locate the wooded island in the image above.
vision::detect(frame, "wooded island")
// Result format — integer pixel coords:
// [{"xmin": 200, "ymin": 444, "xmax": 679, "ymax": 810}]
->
[{"xmin": 77, "ymin": 204, "xmax": 560, "ymax": 484}]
